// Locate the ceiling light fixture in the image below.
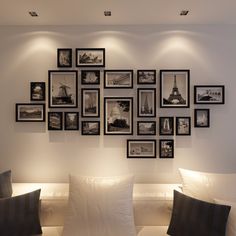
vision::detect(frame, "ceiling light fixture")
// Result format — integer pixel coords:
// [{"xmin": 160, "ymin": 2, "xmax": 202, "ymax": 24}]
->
[
  {"xmin": 104, "ymin": 11, "xmax": 111, "ymax": 16},
  {"xmin": 29, "ymin": 11, "xmax": 39, "ymax": 17},
  {"xmin": 180, "ymin": 10, "xmax": 189, "ymax": 16}
]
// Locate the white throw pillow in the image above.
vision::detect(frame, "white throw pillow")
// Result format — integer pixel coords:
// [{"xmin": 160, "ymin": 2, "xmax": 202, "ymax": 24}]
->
[{"xmin": 62, "ymin": 175, "xmax": 136, "ymax": 236}]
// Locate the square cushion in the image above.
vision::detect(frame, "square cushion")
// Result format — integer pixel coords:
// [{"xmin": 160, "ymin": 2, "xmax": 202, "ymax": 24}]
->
[
  {"xmin": 0, "ymin": 170, "xmax": 12, "ymax": 198},
  {"xmin": 62, "ymin": 175, "xmax": 136, "ymax": 236}
]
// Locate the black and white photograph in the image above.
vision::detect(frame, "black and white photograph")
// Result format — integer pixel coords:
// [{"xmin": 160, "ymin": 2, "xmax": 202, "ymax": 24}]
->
[
  {"xmin": 82, "ymin": 121, "xmax": 100, "ymax": 135},
  {"xmin": 194, "ymin": 85, "xmax": 225, "ymax": 104},
  {"xmin": 194, "ymin": 109, "xmax": 210, "ymax": 128},
  {"xmin": 137, "ymin": 70, "xmax": 156, "ymax": 84},
  {"xmin": 137, "ymin": 121, "xmax": 156, "ymax": 135},
  {"xmin": 81, "ymin": 70, "xmax": 100, "ymax": 85},
  {"xmin": 15, "ymin": 103, "xmax": 45, "ymax": 122},
  {"xmin": 30, "ymin": 82, "xmax": 45, "ymax": 101},
  {"xmin": 159, "ymin": 117, "xmax": 174, "ymax": 136},
  {"xmin": 127, "ymin": 139, "xmax": 156, "ymax": 158},
  {"xmin": 57, "ymin": 48, "xmax": 72, "ymax": 68},
  {"xmin": 64, "ymin": 112, "xmax": 79, "ymax": 130},
  {"xmin": 104, "ymin": 70, "xmax": 133, "ymax": 88},
  {"xmin": 159, "ymin": 139, "xmax": 174, "ymax": 158},
  {"xmin": 76, "ymin": 48, "xmax": 105, "ymax": 67},
  {"xmin": 81, "ymin": 89, "xmax": 100, "ymax": 117},
  {"xmin": 48, "ymin": 70, "xmax": 78, "ymax": 108},
  {"xmin": 48, "ymin": 112, "xmax": 63, "ymax": 131},
  {"xmin": 160, "ymin": 70, "xmax": 190, "ymax": 108},
  {"xmin": 138, "ymin": 88, "xmax": 156, "ymax": 117},
  {"xmin": 176, "ymin": 117, "xmax": 191, "ymax": 135},
  {"xmin": 104, "ymin": 97, "xmax": 133, "ymax": 135}
]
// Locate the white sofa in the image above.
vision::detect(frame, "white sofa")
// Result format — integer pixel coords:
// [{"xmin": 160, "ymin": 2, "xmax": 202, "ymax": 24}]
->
[{"xmin": 12, "ymin": 183, "xmax": 181, "ymax": 236}]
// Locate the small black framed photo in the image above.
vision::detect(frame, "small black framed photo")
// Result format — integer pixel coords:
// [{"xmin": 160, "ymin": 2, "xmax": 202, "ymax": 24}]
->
[
  {"xmin": 159, "ymin": 139, "xmax": 174, "ymax": 158},
  {"xmin": 137, "ymin": 70, "xmax": 156, "ymax": 84},
  {"xmin": 194, "ymin": 109, "xmax": 210, "ymax": 128},
  {"xmin": 81, "ymin": 70, "xmax": 100, "ymax": 85},
  {"xmin": 15, "ymin": 103, "xmax": 45, "ymax": 122},
  {"xmin": 176, "ymin": 117, "xmax": 191, "ymax": 135},
  {"xmin": 64, "ymin": 112, "xmax": 79, "ymax": 131},
  {"xmin": 81, "ymin": 89, "xmax": 100, "ymax": 118},
  {"xmin": 137, "ymin": 88, "xmax": 156, "ymax": 117},
  {"xmin": 30, "ymin": 82, "xmax": 45, "ymax": 101},
  {"xmin": 160, "ymin": 70, "xmax": 190, "ymax": 108},
  {"xmin": 127, "ymin": 139, "xmax": 156, "ymax": 158},
  {"xmin": 159, "ymin": 117, "xmax": 174, "ymax": 136},
  {"xmin": 76, "ymin": 48, "xmax": 105, "ymax": 67},
  {"xmin": 137, "ymin": 121, "xmax": 156, "ymax": 136},
  {"xmin": 81, "ymin": 121, "xmax": 100, "ymax": 135},
  {"xmin": 104, "ymin": 70, "xmax": 133, "ymax": 89},
  {"xmin": 57, "ymin": 48, "xmax": 72, "ymax": 68},
  {"xmin": 48, "ymin": 112, "xmax": 63, "ymax": 130},
  {"xmin": 194, "ymin": 85, "xmax": 225, "ymax": 104}
]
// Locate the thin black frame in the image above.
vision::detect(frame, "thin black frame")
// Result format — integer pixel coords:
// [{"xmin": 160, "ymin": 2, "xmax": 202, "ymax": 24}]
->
[
  {"xmin": 64, "ymin": 112, "xmax": 79, "ymax": 131},
  {"xmin": 48, "ymin": 112, "xmax": 63, "ymax": 131},
  {"xmin": 104, "ymin": 70, "xmax": 134, "ymax": 89},
  {"xmin": 30, "ymin": 82, "xmax": 46, "ymax": 101},
  {"xmin": 137, "ymin": 70, "xmax": 156, "ymax": 85},
  {"xmin": 137, "ymin": 121, "xmax": 156, "ymax": 136},
  {"xmin": 127, "ymin": 139, "xmax": 156, "ymax": 158},
  {"xmin": 194, "ymin": 109, "xmax": 210, "ymax": 128},
  {"xmin": 137, "ymin": 88, "xmax": 156, "ymax": 117},
  {"xmin": 159, "ymin": 139, "xmax": 174, "ymax": 158},
  {"xmin": 15, "ymin": 103, "xmax": 45, "ymax": 122},
  {"xmin": 76, "ymin": 48, "xmax": 105, "ymax": 67},
  {"xmin": 160, "ymin": 69, "xmax": 190, "ymax": 108},
  {"xmin": 104, "ymin": 97, "xmax": 133, "ymax": 135},
  {"xmin": 159, "ymin": 117, "xmax": 174, "ymax": 136},
  {"xmin": 194, "ymin": 85, "xmax": 225, "ymax": 104},
  {"xmin": 176, "ymin": 117, "xmax": 191, "ymax": 136},
  {"xmin": 48, "ymin": 70, "xmax": 78, "ymax": 108},
  {"xmin": 81, "ymin": 88, "xmax": 100, "ymax": 118},
  {"xmin": 81, "ymin": 121, "xmax": 100, "ymax": 135},
  {"xmin": 57, "ymin": 48, "xmax": 72, "ymax": 68},
  {"xmin": 81, "ymin": 70, "xmax": 100, "ymax": 85}
]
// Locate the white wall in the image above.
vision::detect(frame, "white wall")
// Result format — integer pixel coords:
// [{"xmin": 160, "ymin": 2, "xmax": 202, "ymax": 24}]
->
[{"xmin": 0, "ymin": 25, "xmax": 235, "ymax": 183}]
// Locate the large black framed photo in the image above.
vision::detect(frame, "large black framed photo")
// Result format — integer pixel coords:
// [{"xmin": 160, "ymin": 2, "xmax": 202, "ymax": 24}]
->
[
  {"xmin": 104, "ymin": 97, "xmax": 133, "ymax": 135},
  {"xmin": 176, "ymin": 117, "xmax": 191, "ymax": 135},
  {"xmin": 160, "ymin": 70, "xmax": 190, "ymax": 108},
  {"xmin": 81, "ymin": 70, "xmax": 100, "ymax": 85},
  {"xmin": 127, "ymin": 139, "xmax": 156, "ymax": 158},
  {"xmin": 30, "ymin": 82, "xmax": 45, "ymax": 101},
  {"xmin": 137, "ymin": 121, "xmax": 156, "ymax": 136},
  {"xmin": 57, "ymin": 48, "xmax": 72, "ymax": 68},
  {"xmin": 159, "ymin": 139, "xmax": 174, "ymax": 158},
  {"xmin": 48, "ymin": 112, "xmax": 63, "ymax": 131},
  {"xmin": 48, "ymin": 70, "xmax": 78, "ymax": 108},
  {"xmin": 104, "ymin": 70, "xmax": 133, "ymax": 89},
  {"xmin": 194, "ymin": 85, "xmax": 225, "ymax": 104},
  {"xmin": 194, "ymin": 109, "xmax": 210, "ymax": 128},
  {"xmin": 64, "ymin": 112, "xmax": 79, "ymax": 131},
  {"xmin": 81, "ymin": 121, "xmax": 100, "ymax": 135},
  {"xmin": 15, "ymin": 103, "xmax": 45, "ymax": 122},
  {"xmin": 81, "ymin": 89, "xmax": 100, "ymax": 118},
  {"xmin": 137, "ymin": 70, "xmax": 156, "ymax": 85},
  {"xmin": 159, "ymin": 117, "xmax": 174, "ymax": 136},
  {"xmin": 76, "ymin": 48, "xmax": 105, "ymax": 67},
  {"xmin": 137, "ymin": 88, "xmax": 156, "ymax": 117}
]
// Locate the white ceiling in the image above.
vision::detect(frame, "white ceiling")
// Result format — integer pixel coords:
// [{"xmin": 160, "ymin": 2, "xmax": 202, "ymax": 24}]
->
[{"xmin": 0, "ymin": 0, "xmax": 236, "ymax": 25}]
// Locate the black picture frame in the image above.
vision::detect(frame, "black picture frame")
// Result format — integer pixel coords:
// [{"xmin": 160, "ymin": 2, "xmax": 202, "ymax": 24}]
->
[
  {"xmin": 64, "ymin": 112, "xmax": 79, "ymax": 131},
  {"xmin": 57, "ymin": 48, "xmax": 72, "ymax": 68},
  {"xmin": 176, "ymin": 117, "xmax": 191, "ymax": 136},
  {"xmin": 194, "ymin": 109, "xmax": 210, "ymax": 128},
  {"xmin": 15, "ymin": 103, "xmax": 45, "ymax": 122},
  {"xmin": 48, "ymin": 112, "xmax": 63, "ymax": 131},
  {"xmin": 81, "ymin": 88, "xmax": 100, "ymax": 118},
  {"xmin": 137, "ymin": 70, "xmax": 156, "ymax": 85},
  {"xmin": 76, "ymin": 48, "xmax": 105, "ymax": 67},
  {"xmin": 137, "ymin": 88, "xmax": 156, "ymax": 117},
  {"xmin": 81, "ymin": 121, "xmax": 100, "ymax": 135},
  {"xmin": 160, "ymin": 70, "xmax": 190, "ymax": 108},
  {"xmin": 127, "ymin": 139, "xmax": 156, "ymax": 158},
  {"xmin": 159, "ymin": 139, "xmax": 174, "ymax": 158},
  {"xmin": 30, "ymin": 82, "xmax": 45, "ymax": 101},
  {"xmin": 81, "ymin": 70, "xmax": 100, "ymax": 85},
  {"xmin": 194, "ymin": 85, "xmax": 225, "ymax": 104},
  {"xmin": 104, "ymin": 70, "xmax": 133, "ymax": 89},
  {"xmin": 137, "ymin": 121, "xmax": 156, "ymax": 136},
  {"xmin": 48, "ymin": 70, "xmax": 78, "ymax": 108},
  {"xmin": 159, "ymin": 117, "xmax": 174, "ymax": 136},
  {"xmin": 104, "ymin": 97, "xmax": 133, "ymax": 135}
]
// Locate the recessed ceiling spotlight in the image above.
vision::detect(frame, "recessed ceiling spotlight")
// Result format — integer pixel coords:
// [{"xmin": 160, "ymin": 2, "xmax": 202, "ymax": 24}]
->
[
  {"xmin": 180, "ymin": 10, "xmax": 189, "ymax": 16},
  {"xmin": 29, "ymin": 11, "xmax": 39, "ymax": 17},
  {"xmin": 104, "ymin": 11, "xmax": 111, "ymax": 16}
]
